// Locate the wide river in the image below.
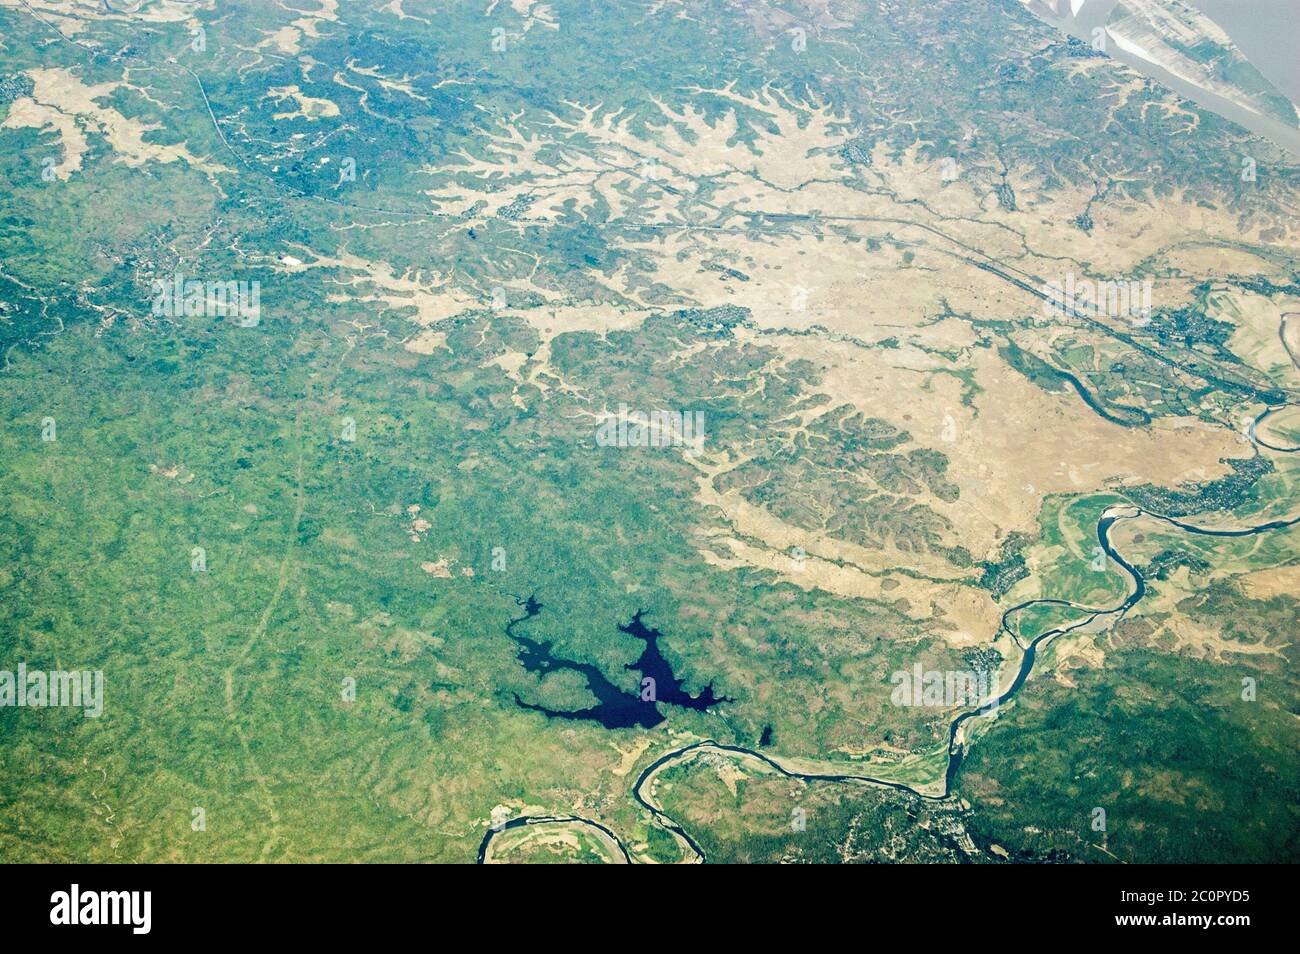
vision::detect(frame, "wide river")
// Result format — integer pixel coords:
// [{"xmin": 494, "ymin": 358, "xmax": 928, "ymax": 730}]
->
[{"xmin": 1036, "ymin": 0, "xmax": 1300, "ymax": 155}]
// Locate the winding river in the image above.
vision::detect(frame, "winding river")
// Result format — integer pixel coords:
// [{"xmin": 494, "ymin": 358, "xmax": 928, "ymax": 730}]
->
[
  {"xmin": 1248, "ymin": 314, "xmax": 1300, "ymax": 453},
  {"xmin": 480, "ymin": 315, "xmax": 1300, "ymax": 864}
]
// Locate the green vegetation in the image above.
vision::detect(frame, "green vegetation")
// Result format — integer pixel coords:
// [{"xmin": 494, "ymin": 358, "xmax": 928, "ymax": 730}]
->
[
  {"xmin": 1, "ymin": 0, "xmax": 1297, "ymax": 864},
  {"xmin": 962, "ymin": 641, "xmax": 1299, "ymax": 863}
]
